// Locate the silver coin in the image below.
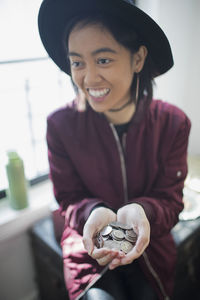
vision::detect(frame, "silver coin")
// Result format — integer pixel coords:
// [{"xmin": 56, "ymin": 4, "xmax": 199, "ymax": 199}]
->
[
  {"xmin": 112, "ymin": 229, "xmax": 125, "ymax": 241},
  {"xmin": 95, "ymin": 234, "xmax": 104, "ymax": 248},
  {"xmin": 125, "ymin": 229, "xmax": 137, "ymax": 238},
  {"xmin": 120, "ymin": 240, "xmax": 133, "ymax": 254},
  {"xmin": 102, "ymin": 235, "xmax": 110, "ymax": 241},
  {"xmin": 125, "ymin": 230, "xmax": 137, "ymax": 242},
  {"xmin": 109, "ymin": 221, "xmax": 132, "ymax": 230},
  {"xmin": 109, "ymin": 221, "xmax": 121, "ymax": 229},
  {"xmin": 103, "ymin": 239, "xmax": 115, "ymax": 249},
  {"xmin": 125, "ymin": 235, "xmax": 137, "ymax": 243},
  {"xmin": 100, "ymin": 225, "xmax": 113, "ymax": 237},
  {"xmin": 119, "ymin": 223, "xmax": 132, "ymax": 230},
  {"xmin": 104, "ymin": 239, "xmax": 121, "ymax": 251}
]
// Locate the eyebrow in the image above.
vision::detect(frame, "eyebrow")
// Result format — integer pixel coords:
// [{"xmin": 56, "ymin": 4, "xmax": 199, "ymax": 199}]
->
[{"xmin": 68, "ymin": 47, "xmax": 117, "ymax": 58}]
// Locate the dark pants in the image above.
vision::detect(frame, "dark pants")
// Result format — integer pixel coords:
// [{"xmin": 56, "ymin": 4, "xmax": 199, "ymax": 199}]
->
[{"xmin": 81, "ymin": 261, "xmax": 158, "ymax": 300}]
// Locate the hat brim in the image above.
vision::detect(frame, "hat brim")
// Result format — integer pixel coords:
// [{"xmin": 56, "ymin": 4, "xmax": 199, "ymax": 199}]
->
[{"xmin": 38, "ymin": 0, "xmax": 173, "ymax": 76}]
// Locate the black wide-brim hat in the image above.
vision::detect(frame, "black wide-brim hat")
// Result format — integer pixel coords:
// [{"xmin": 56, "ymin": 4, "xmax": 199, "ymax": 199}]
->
[{"xmin": 38, "ymin": 0, "xmax": 174, "ymax": 76}]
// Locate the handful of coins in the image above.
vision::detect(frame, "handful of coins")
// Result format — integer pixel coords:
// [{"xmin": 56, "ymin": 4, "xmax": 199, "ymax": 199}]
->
[{"xmin": 94, "ymin": 221, "xmax": 137, "ymax": 254}]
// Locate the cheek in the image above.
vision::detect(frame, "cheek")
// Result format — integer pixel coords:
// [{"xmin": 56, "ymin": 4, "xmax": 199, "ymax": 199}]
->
[
  {"xmin": 103, "ymin": 68, "xmax": 121, "ymax": 86},
  {"xmin": 111, "ymin": 73, "xmax": 133, "ymax": 91},
  {"xmin": 71, "ymin": 72, "xmax": 82, "ymax": 88},
  {"xmin": 110, "ymin": 64, "xmax": 133, "ymax": 86}
]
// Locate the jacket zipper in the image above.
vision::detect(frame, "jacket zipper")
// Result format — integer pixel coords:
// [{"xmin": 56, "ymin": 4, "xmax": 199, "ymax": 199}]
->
[
  {"xmin": 110, "ymin": 123, "xmax": 170, "ymax": 300},
  {"xmin": 109, "ymin": 124, "xmax": 128, "ymax": 203}
]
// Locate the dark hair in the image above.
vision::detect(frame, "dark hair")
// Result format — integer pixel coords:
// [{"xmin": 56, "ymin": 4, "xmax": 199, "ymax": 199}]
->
[{"xmin": 63, "ymin": 13, "xmax": 157, "ymax": 113}]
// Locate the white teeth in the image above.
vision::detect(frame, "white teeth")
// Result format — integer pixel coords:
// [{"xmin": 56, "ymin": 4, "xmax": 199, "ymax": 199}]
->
[{"xmin": 88, "ymin": 88, "xmax": 110, "ymax": 97}]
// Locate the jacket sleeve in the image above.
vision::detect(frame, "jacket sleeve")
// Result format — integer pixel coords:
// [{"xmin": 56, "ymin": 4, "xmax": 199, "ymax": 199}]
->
[
  {"xmin": 47, "ymin": 117, "xmax": 105, "ymax": 235},
  {"xmin": 129, "ymin": 115, "xmax": 191, "ymax": 238}
]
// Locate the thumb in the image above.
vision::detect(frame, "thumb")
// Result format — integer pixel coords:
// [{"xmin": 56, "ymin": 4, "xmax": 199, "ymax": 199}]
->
[{"xmin": 83, "ymin": 224, "xmax": 95, "ymax": 255}]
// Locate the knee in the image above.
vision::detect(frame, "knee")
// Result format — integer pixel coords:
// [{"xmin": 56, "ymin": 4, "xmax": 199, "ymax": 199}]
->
[{"xmin": 82, "ymin": 287, "xmax": 115, "ymax": 300}]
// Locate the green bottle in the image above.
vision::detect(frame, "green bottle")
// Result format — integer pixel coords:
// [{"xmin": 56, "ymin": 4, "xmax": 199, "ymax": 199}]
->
[{"xmin": 6, "ymin": 151, "xmax": 28, "ymax": 210}]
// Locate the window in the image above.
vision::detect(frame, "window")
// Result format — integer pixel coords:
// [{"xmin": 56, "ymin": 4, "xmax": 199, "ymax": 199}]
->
[
  {"xmin": 0, "ymin": 58, "xmax": 75, "ymax": 193},
  {"xmin": 0, "ymin": 0, "xmax": 75, "ymax": 195}
]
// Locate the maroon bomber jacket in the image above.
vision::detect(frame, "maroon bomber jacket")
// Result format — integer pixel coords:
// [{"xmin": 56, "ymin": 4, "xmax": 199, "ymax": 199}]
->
[{"xmin": 47, "ymin": 99, "xmax": 191, "ymax": 300}]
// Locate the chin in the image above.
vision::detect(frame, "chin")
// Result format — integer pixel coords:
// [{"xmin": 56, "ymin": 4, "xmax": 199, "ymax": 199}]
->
[{"xmin": 87, "ymin": 101, "xmax": 108, "ymax": 113}]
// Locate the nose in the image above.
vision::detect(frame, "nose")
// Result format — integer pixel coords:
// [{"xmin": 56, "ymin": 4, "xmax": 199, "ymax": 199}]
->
[{"xmin": 84, "ymin": 63, "xmax": 101, "ymax": 86}]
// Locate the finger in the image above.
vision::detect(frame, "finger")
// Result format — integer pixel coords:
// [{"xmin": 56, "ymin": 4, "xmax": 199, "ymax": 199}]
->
[
  {"xmin": 82, "ymin": 234, "xmax": 94, "ymax": 255},
  {"xmin": 97, "ymin": 252, "xmax": 118, "ymax": 266},
  {"xmin": 91, "ymin": 247, "xmax": 113, "ymax": 260},
  {"xmin": 92, "ymin": 247, "xmax": 121, "ymax": 260},
  {"xmin": 83, "ymin": 238, "xmax": 94, "ymax": 256},
  {"xmin": 83, "ymin": 225, "xmax": 96, "ymax": 255},
  {"xmin": 120, "ymin": 235, "xmax": 149, "ymax": 265},
  {"xmin": 119, "ymin": 247, "xmax": 140, "ymax": 265},
  {"xmin": 108, "ymin": 258, "xmax": 121, "ymax": 270}
]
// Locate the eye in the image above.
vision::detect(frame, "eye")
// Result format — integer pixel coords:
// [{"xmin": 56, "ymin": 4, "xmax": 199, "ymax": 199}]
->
[
  {"xmin": 97, "ymin": 58, "xmax": 111, "ymax": 65},
  {"xmin": 70, "ymin": 61, "xmax": 84, "ymax": 69}
]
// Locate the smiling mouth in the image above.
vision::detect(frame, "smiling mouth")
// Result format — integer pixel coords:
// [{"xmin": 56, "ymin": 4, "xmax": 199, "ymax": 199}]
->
[{"xmin": 87, "ymin": 88, "xmax": 110, "ymax": 98}]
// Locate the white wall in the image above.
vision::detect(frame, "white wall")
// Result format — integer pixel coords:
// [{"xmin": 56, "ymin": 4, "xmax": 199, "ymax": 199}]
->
[{"xmin": 137, "ymin": 0, "xmax": 200, "ymax": 155}]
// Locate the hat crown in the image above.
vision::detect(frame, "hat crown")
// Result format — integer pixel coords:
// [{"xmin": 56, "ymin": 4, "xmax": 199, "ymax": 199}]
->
[{"xmin": 38, "ymin": 0, "xmax": 173, "ymax": 75}]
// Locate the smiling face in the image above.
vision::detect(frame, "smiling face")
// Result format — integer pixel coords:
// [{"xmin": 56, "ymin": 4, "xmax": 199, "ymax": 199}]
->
[{"xmin": 68, "ymin": 23, "xmax": 146, "ymax": 122}]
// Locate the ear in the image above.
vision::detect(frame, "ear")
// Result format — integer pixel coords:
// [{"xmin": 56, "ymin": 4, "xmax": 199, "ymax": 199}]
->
[{"xmin": 133, "ymin": 46, "xmax": 148, "ymax": 73}]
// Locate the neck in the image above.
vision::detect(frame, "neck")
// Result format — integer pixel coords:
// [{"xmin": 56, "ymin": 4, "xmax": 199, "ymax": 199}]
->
[
  {"xmin": 108, "ymin": 98, "xmax": 132, "ymax": 112},
  {"xmin": 104, "ymin": 102, "xmax": 136, "ymax": 125}
]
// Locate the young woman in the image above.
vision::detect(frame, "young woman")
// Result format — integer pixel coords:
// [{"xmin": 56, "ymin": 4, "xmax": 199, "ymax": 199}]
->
[{"xmin": 38, "ymin": 1, "xmax": 191, "ymax": 299}]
